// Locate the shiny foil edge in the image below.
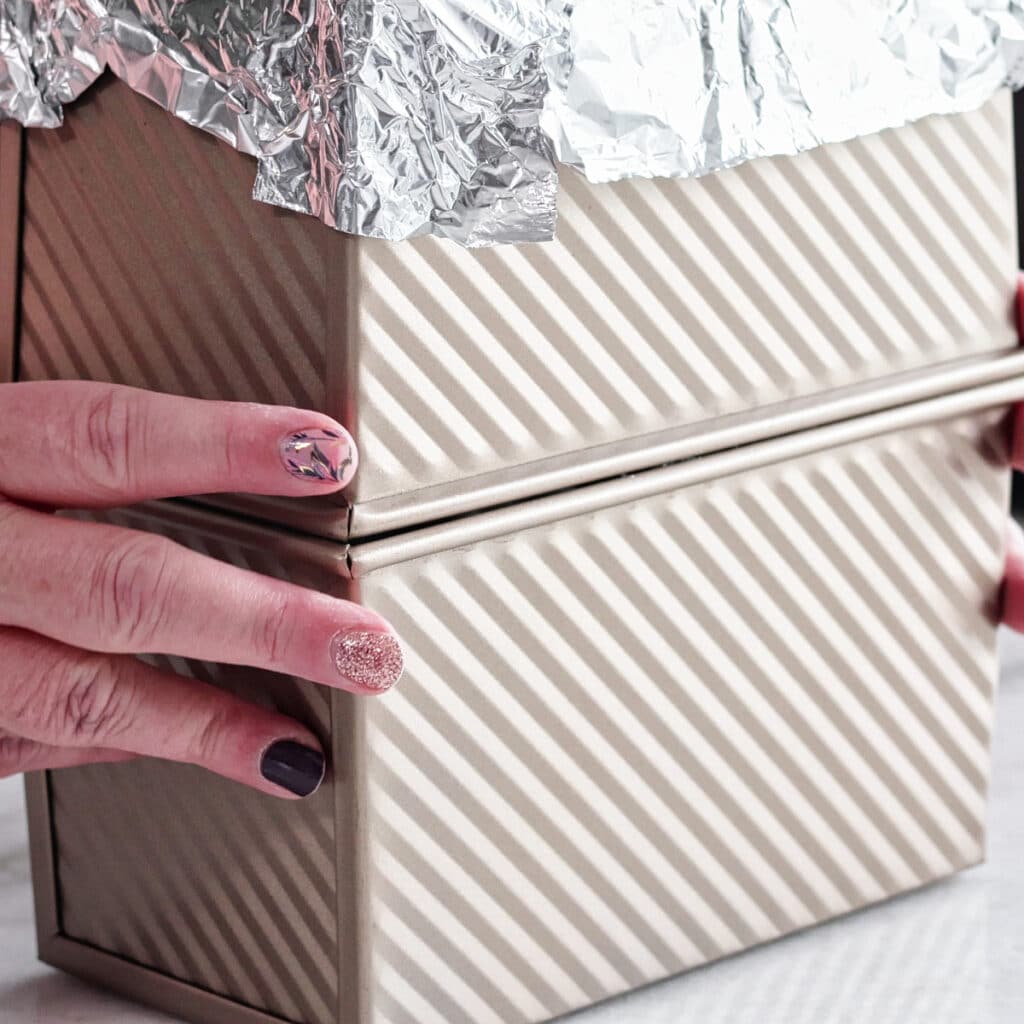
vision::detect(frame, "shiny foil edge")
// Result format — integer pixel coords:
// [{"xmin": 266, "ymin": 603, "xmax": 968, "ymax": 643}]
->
[{"xmin": 1, "ymin": 0, "xmax": 1022, "ymax": 245}]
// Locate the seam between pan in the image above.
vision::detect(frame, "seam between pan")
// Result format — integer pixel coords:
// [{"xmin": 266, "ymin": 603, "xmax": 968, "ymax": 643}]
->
[{"xmin": 347, "ymin": 359, "xmax": 1024, "ymax": 575}]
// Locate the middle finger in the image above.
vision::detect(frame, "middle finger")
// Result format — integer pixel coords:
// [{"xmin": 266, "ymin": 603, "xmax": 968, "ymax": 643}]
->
[{"xmin": 0, "ymin": 502, "xmax": 404, "ymax": 694}]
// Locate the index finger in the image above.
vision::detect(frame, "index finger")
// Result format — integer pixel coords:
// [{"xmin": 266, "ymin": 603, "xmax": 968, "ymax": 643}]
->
[{"xmin": 0, "ymin": 381, "xmax": 357, "ymax": 507}]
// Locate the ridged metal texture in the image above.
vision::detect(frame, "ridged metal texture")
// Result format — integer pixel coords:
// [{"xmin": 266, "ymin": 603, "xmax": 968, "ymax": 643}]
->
[
  {"xmin": 34, "ymin": 402, "xmax": 1010, "ymax": 1024},
  {"xmin": 16, "ymin": 76, "xmax": 345, "ymax": 413},
  {"xmin": 349, "ymin": 90, "xmax": 1017, "ymax": 520},
  {"xmin": 356, "ymin": 409, "xmax": 1009, "ymax": 1024},
  {"xmin": 14, "ymin": 77, "xmax": 1018, "ymax": 535},
  {"xmin": 0, "ymin": 120, "xmax": 21, "ymax": 383},
  {"xmin": 46, "ymin": 510, "xmax": 347, "ymax": 1024}
]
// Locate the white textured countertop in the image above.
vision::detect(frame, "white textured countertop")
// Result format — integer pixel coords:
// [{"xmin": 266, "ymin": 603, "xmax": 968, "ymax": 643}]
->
[{"xmin": 3, "ymin": 633, "xmax": 1024, "ymax": 1024}]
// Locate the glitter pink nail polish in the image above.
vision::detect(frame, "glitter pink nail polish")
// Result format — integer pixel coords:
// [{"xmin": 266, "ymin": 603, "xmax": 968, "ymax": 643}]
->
[{"xmin": 330, "ymin": 630, "xmax": 404, "ymax": 691}]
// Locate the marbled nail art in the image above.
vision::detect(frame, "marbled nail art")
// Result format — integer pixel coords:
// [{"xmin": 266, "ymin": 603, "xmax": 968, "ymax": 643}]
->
[{"xmin": 280, "ymin": 429, "xmax": 354, "ymax": 484}]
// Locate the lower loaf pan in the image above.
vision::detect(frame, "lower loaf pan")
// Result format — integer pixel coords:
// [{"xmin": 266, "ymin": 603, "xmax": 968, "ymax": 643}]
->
[{"xmin": 25, "ymin": 367, "xmax": 1022, "ymax": 1024}]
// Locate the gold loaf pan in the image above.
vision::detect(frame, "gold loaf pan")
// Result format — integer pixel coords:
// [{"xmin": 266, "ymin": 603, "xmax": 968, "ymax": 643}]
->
[
  {"xmin": 1, "ymin": 77, "xmax": 1018, "ymax": 538},
  {"xmin": 25, "ymin": 369, "xmax": 1022, "ymax": 1024}
]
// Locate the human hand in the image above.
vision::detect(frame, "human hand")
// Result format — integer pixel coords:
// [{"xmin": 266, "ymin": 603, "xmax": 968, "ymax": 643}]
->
[
  {"xmin": 0, "ymin": 382, "xmax": 403, "ymax": 797},
  {"xmin": 1003, "ymin": 452, "xmax": 1024, "ymax": 631},
  {"xmin": 1002, "ymin": 277, "xmax": 1024, "ymax": 632}
]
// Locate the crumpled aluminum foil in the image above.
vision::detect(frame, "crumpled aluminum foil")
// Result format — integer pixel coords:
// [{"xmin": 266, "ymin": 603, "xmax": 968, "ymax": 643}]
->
[{"xmin": 2, "ymin": 1, "xmax": 1023, "ymax": 246}]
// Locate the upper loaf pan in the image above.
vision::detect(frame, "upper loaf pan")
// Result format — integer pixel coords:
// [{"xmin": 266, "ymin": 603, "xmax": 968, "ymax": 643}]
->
[{"xmin": 1, "ymin": 77, "xmax": 1017, "ymax": 539}]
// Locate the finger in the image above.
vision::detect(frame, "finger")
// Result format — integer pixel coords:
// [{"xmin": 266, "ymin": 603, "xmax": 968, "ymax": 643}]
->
[
  {"xmin": 1011, "ymin": 277, "xmax": 1024, "ymax": 469},
  {"xmin": 0, "ymin": 380, "xmax": 357, "ymax": 507},
  {"xmin": 0, "ymin": 628, "xmax": 329, "ymax": 799},
  {"xmin": 1017, "ymin": 272, "xmax": 1024, "ymax": 340},
  {"xmin": 0, "ymin": 733, "xmax": 138, "ymax": 777},
  {"xmin": 1003, "ymin": 518, "xmax": 1024, "ymax": 632},
  {"xmin": 1012, "ymin": 409, "xmax": 1024, "ymax": 471},
  {"xmin": 0, "ymin": 502, "xmax": 404, "ymax": 695}
]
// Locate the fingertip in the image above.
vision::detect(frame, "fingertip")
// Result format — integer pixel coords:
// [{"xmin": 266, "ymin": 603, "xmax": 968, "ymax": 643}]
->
[
  {"xmin": 1007, "ymin": 516, "xmax": 1024, "ymax": 555},
  {"xmin": 257, "ymin": 737, "xmax": 327, "ymax": 799},
  {"xmin": 278, "ymin": 422, "xmax": 358, "ymax": 491},
  {"xmin": 175, "ymin": 691, "xmax": 329, "ymax": 800},
  {"xmin": 1016, "ymin": 273, "xmax": 1024, "ymax": 341},
  {"xmin": 330, "ymin": 627, "xmax": 405, "ymax": 695},
  {"xmin": 1003, "ymin": 518, "xmax": 1024, "ymax": 631},
  {"xmin": 1010, "ymin": 405, "xmax": 1024, "ymax": 471},
  {"xmin": 286, "ymin": 594, "xmax": 405, "ymax": 696}
]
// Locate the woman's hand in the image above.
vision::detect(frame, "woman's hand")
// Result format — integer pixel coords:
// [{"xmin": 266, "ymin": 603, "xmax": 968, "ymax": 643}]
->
[
  {"xmin": 0, "ymin": 381, "xmax": 403, "ymax": 798},
  {"xmin": 1005, "ymin": 279, "xmax": 1024, "ymax": 633},
  {"xmin": 1004, "ymin": 433, "xmax": 1024, "ymax": 631}
]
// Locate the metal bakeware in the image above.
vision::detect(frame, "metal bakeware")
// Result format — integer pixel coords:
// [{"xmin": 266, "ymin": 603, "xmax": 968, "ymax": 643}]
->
[
  {"xmin": 24, "ymin": 367, "xmax": 1023, "ymax": 1024},
  {"xmin": 0, "ymin": 120, "xmax": 21, "ymax": 383},
  {"xmin": 4, "ymin": 77, "xmax": 1018, "ymax": 539}
]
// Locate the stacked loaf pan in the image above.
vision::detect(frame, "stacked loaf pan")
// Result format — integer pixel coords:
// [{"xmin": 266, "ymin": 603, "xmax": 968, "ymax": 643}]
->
[{"xmin": 3, "ymin": 74, "xmax": 1024, "ymax": 1024}]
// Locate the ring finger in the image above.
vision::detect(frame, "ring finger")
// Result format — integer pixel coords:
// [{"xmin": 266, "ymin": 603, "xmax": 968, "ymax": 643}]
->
[{"xmin": 0, "ymin": 502, "xmax": 404, "ymax": 694}]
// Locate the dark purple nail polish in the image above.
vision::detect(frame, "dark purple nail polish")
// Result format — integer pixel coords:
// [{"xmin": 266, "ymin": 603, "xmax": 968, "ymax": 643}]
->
[{"xmin": 260, "ymin": 741, "xmax": 326, "ymax": 797}]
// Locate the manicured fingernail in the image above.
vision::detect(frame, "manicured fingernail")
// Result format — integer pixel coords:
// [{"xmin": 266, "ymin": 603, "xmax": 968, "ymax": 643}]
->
[
  {"xmin": 331, "ymin": 630, "xmax": 405, "ymax": 692},
  {"xmin": 260, "ymin": 740, "xmax": 326, "ymax": 797},
  {"xmin": 280, "ymin": 428, "xmax": 356, "ymax": 486}
]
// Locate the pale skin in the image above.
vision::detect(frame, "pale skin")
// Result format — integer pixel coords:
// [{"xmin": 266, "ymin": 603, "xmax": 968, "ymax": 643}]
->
[
  {"xmin": 4, "ymin": 286, "xmax": 1024, "ymax": 796},
  {"xmin": 1002, "ymin": 279, "xmax": 1024, "ymax": 633},
  {"xmin": 0, "ymin": 381, "xmax": 403, "ymax": 798}
]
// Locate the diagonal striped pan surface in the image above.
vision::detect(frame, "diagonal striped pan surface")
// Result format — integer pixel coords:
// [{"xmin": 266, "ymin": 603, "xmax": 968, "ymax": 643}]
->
[
  {"xmin": 46, "ymin": 514, "xmax": 347, "ymax": 1024},
  {"xmin": 356, "ymin": 408, "xmax": 1009, "ymax": 1024},
  {"xmin": 14, "ymin": 79, "xmax": 1018, "ymax": 533},
  {"xmin": 36, "ymin": 402, "xmax": 1009, "ymax": 1024},
  {"xmin": 16, "ymin": 76, "xmax": 341, "ymax": 412},
  {"xmin": 338, "ymin": 90, "xmax": 1019, "ymax": 523},
  {"xmin": 0, "ymin": 121, "xmax": 20, "ymax": 383}
]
